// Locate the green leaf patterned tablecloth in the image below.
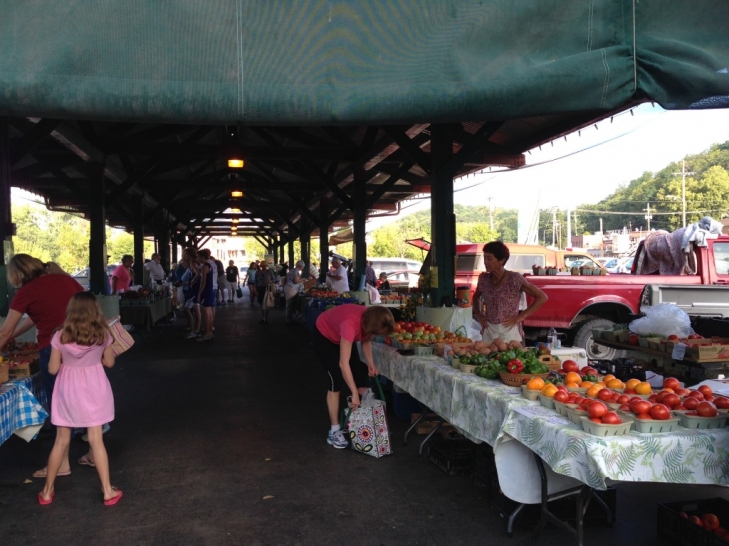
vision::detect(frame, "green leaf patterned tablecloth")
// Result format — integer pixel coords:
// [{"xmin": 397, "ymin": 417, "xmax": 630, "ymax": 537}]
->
[{"xmin": 373, "ymin": 344, "xmax": 729, "ymax": 489}]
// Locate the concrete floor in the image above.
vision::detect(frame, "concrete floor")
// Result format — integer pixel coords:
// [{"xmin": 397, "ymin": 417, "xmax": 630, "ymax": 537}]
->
[{"xmin": 1, "ymin": 292, "xmax": 727, "ymax": 546}]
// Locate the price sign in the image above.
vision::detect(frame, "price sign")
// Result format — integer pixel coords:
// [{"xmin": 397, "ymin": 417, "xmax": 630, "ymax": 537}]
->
[{"xmin": 672, "ymin": 342, "xmax": 687, "ymax": 361}]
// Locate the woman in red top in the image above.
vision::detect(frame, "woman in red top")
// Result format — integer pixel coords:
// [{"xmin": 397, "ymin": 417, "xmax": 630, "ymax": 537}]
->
[
  {"xmin": 472, "ymin": 241, "xmax": 547, "ymax": 345},
  {"xmin": 313, "ymin": 304, "xmax": 395, "ymax": 449},
  {"xmin": 0, "ymin": 254, "xmax": 84, "ymax": 476}
]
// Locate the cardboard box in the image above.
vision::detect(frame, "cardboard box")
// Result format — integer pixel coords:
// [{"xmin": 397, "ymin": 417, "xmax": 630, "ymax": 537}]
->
[
  {"xmin": 411, "ymin": 412, "xmax": 455, "ymax": 435},
  {"xmin": 7, "ymin": 358, "xmax": 39, "ymax": 379},
  {"xmin": 0, "ymin": 362, "xmax": 8, "ymax": 385},
  {"xmin": 685, "ymin": 338, "xmax": 729, "ymax": 362}
]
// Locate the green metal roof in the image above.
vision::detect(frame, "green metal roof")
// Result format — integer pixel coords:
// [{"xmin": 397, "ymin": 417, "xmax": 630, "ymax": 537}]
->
[{"xmin": 1, "ymin": 1, "xmax": 727, "ymax": 124}]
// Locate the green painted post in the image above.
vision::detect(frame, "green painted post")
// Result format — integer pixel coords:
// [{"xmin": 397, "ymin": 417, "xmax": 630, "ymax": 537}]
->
[{"xmin": 429, "ymin": 124, "xmax": 456, "ymax": 307}]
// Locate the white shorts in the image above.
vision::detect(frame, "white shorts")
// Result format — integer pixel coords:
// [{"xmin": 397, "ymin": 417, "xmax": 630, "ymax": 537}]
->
[{"xmin": 481, "ymin": 323, "xmax": 522, "ymax": 344}]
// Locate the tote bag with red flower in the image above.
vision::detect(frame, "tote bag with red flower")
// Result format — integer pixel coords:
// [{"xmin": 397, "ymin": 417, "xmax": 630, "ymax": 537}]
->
[{"xmin": 342, "ymin": 378, "xmax": 392, "ymax": 458}]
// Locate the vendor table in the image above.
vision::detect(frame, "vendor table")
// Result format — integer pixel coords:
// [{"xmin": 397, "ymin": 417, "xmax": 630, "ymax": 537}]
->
[
  {"xmin": 119, "ymin": 297, "xmax": 173, "ymax": 332},
  {"xmin": 373, "ymin": 343, "xmax": 729, "ymax": 489},
  {"xmin": 0, "ymin": 373, "xmax": 48, "ymax": 445}
]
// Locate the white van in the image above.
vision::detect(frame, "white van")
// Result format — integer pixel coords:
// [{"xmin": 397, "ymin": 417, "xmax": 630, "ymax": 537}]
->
[{"xmin": 369, "ymin": 258, "xmax": 422, "ymax": 287}]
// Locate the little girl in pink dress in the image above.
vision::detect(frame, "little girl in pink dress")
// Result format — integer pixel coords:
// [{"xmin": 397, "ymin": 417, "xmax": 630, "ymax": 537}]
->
[{"xmin": 38, "ymin": 292, "xmax": 122, "ymax": 506}]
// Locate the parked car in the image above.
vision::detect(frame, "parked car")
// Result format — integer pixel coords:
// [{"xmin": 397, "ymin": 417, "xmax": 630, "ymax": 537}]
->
[
  {"xmin": 595, "ymin": 257, "xmax": 621, "ymax": 273},
  {"xmin": 616, "ymin": 257, "xmax": 634, "ymax": 274},
  {"xmin": 71, "ymin": 265, "xmax": 119, "ymax": 289}
]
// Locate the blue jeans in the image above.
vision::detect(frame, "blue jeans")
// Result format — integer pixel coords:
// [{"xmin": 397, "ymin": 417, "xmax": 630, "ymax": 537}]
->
[{"xmin": 39, "ymin": 345, "xmax": 54, "ymax": 413}]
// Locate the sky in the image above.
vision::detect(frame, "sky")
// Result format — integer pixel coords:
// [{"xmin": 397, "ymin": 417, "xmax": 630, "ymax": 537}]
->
[{"xmin": 374, "ymin": 104, "xmax": 729, "ymax": 230}]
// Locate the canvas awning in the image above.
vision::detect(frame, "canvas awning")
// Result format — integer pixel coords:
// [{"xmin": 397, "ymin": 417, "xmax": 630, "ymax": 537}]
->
[{"xmin": 1, "ymin": 1, "xmax": 727, "ymax": 124}]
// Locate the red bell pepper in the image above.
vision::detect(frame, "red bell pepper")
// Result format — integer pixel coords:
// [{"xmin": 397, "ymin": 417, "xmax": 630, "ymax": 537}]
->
[{"xmin": 507, "ymin": 359, "xmax": 524, "ymax": 374}]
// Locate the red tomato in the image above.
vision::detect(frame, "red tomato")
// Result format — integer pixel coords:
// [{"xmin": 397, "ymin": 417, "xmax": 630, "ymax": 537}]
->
[
  {"xmin": 636, "ymin": 413, "xmax": 653, "ymax": 420},
  {"xmin": 582, "ymin": 366, "xmax": 598, "ymax": 376},
  {"xmin": 676, "ymin": 388, "xmax": 692, "ymax": 397},
  {"xmin": 686, "ymin": 411, "xmax": 698, "ymax": 416},
  {"xmin": 689, "ymin": 390, "xmax": 705, "ymax": 401},
  {"xmin": 554, "ymin": 391, "xmax": 569, "ymax": 403},
  {"xmin": 617, "ymin": 394, "xmax": 630, "ymax": 405},
  {"xmin": 601, "ymin": 412, "xmax": 621, "ymax": 425},
  {"xmin": 684, "ymin": 397, "xmax": 699, "ymax": 410},
  {"xmin": 702, "ymin": 513, "xmax": 720, "ymax": 531},
  {"xmin": 698, "ymin": 385, "xmax": 713, "ymax": 398},
  {"xmin": 663, "ymin": 377, "xmax": 681, "ymax": 391},
  {"xmin": 573, "ymin": 407, "xmax": 587, "ymax": 413},
  {"xmin": 562, "ymin": 360, "xmax": 579, "ymax": 373},
  {"xmin": 650, "ymin": 403, "xmax": 671, "ymax": 420},
  {"xmin": 673, "ymin": 404, "xmax": 687, "ymax": 411},
  {"xmin": 573, "ymin": 396, "xmax": 585, "ymax": 405},
  {"xmin": 556, "ymin": 385, "xmax": 569, "ymax": 393},
  {"xmin": 688, "ymin": 333, "xmax": 703, "ymax": 339},
  {"xmin": 597, "ymin": 389, "xmax": 614, "ymax": 402},
  {"xmin": 624, "ymin": 388, "xmax": 636, "ymax": 394},
  {"xmin": 705, "ymin": 395, "xmax": 715, "ymax": 402},
  {"xmin": 697, "ymin": 401, "xmax": 718, "ymax": 417},
  {"xmin": 662, "ymin": 393, "xmax": 680, "ymax": 408},
  {"xmin": 610, "ymin": 393, "xmax": 621, "ymax": 402},
  {"xmin": 631, "ymin": 400, "xmax": 652, "ymax": 415},
  {"xmin": 648, "ymin": 394, "xmax": 659, "ymax": 402},
  {"xmin": 679, "ymin": 512, "xmax": 688, "ymax": 519},
  {"xmin": 590, "ymin": 418, "xmax": 603, "ymax": 424},
  {"xmin": 690, "ymin": 515, "xmax": 704, "ymax": 527},
  {"xmin": 715, "ymin": 397, "xmax": 729, "ymax": 410},
  {"xmin": 580, "ymin": 398, "xmax": 592, "ymax": 409},
  {"xmin": 655, "ymin": 391, "xmax": 667, "ymax": 403},
  {"xmin": 587, "ymin": 401, "xmax": 608, "ymax": 419},
  {"xmin": 618, "ymin": 404, "xmax": 631, "ymax": 411},
  {"xmin": 667, "ymin": 334, "xmax": 680, "ymax": 340},
  {"xmin": 628, "ymin": 334, "xmax": 640, "ymax": 346}
]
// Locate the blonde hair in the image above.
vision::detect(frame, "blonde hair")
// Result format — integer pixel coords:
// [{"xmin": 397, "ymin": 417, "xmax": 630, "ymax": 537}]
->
[
  {"xmin": 45, "ymin": 262, "xmax": 69, "ymax": 276},
  {"xmin": 7, "ymin": 254, "xmax": 47, "ymax": 287},
  {"xmin": 361, "ymin": 306, "xmax": 396, "ymax": 336},
  {"xmin": 60, "ymin": 292, "xmax": 111, "ymax": 347}
]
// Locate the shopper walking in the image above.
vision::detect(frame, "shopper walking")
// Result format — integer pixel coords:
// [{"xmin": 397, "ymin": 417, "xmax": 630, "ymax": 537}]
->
[
  {"xmin": 244, "ymin": 262, "xmax": 258, "ymax": 306},
  {"xmin": 38, "ymin": 292, "xmax": 121, "ymax": 506},
  {"xmin": 225, "ymin": 260, "xmax": 239, "ymax": 303},
  {"xmin": 313, "ymin": 304, "xmax": 395, "ymax": 448},
  {"xmin": 284, "ymin": 260, "xmax": 306, "ymax": 325},
  {"xmin": 254, "ymin": 262, "xmax": 277, "ymax": 324},
  {"xmin": 196, "ymin": 250, "xmax": 215, "ymax": 341}
]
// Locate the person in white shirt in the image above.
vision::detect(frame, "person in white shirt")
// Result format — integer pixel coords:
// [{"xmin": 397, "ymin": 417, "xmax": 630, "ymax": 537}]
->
[
  {"xmin": 144, "ymin": 253, "xmax": 166, "ymax": 285},
  {"xmin": 326, "ymin": 257, "xmax": 349, "ymax": 293}
]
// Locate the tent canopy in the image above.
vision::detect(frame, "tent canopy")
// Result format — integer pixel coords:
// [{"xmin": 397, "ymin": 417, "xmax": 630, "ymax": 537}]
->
[{"xmin": 1, "ymin": 1, "xmax": 727, "ymax": 125}]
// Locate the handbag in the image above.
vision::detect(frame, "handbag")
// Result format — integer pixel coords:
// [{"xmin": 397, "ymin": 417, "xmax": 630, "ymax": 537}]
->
[
  {"xmin": 108, "ymin": 316, "xmax": 135, "ymax": 356},
  {"xmin": 342, "ymin": 378, "xmax": 392, "ymax": 458},
  {"xmin": 236, "ymin": 283, "xmax": 243, "ymax": 299},
  {"xmin": 264, "ymin": 283, "xmax": 276, "ymax": 309}
]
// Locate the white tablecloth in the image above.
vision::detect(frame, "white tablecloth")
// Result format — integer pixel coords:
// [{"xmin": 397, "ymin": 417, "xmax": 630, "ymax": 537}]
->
[{"xmin": 373, "ymin": 343, "xmax": 729, "ymax": 490}]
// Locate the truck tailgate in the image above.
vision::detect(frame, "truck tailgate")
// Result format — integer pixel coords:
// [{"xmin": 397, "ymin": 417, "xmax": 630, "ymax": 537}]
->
[{"xmin": 643, "ymin": 284, "xmax": 729, "ymax": 318}]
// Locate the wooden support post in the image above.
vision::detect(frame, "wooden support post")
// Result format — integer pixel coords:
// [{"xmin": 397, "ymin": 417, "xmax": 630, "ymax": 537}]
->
[
  {"xmin": 133, "ymin": 196, "xmax": 145, "ymax": 286},
  {"xmin": 89, "ymin": 162, "xmax": 107, "ymax": 294},
  {"xmin": 353, "ymin": 169, "xmax": 367, "ymax": 290},
  {"xmin": 319, "ymin": 197, "xmax": 329, "ymax": 283},
  {"xmin": 0, "ymin": 118, "xmax": 13, "ymax": 314},
  {"xmin": 430, "ymin": 124, "xmax": 456, "ymax": 306},
  {"xmin": 288, "ymin": 238, "xmax": 295, "ymax": 271}
]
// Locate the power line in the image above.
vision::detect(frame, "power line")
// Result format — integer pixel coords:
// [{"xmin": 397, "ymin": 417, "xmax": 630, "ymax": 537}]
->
[{"xmin": 574, "ymin": 208, "xmax": 725, "ymax": 216}]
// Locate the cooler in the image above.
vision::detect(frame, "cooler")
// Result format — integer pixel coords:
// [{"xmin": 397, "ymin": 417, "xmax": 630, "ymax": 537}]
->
[{"xmin": 549, "ymin": 347, "xmax": 588, "ymax": 369}]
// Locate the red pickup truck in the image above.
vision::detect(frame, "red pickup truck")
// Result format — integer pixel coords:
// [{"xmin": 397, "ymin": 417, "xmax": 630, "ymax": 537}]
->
[{"xmin": 521, "ymin": 237, "xmax": 729, "ymax": 359}]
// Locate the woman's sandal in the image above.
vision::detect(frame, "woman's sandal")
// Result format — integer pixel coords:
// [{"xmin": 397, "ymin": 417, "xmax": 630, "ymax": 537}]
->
[
  {"xmin": 33, "ymin": 467, "xmax": 71, "ymax": 478},
  {"xmin": 103, "ymin": 487, "xmax": 123, "ymax": 506},
  {"xmin": 78, "ymin": 455, "xmax": 96, "ymax": 468}
]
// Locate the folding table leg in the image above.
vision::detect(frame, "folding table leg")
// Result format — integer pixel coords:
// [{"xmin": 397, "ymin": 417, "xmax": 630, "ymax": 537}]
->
[
  {"xmin": 403, "ymin": 400, "xmax": 429, "ymax": 446},
  {"xmin": 418, "ymin": 418, "xmax": 444, "ymax": 456}
]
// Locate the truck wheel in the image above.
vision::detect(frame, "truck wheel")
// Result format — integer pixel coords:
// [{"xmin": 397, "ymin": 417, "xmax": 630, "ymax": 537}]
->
[{"xmin": 573, "ymin": 319, "xmax": 618, "ymax": 360}]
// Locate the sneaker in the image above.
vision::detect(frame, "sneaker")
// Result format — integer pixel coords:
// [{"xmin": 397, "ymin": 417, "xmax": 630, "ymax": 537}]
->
[
  {"xmin": 184, "ymin": 332, "xmax": 198, "ymax": 339},
  {"xmin": 81, "ymin": 423, "xmax": 110, "ymax": 442},
  {"xmin": 327, "ymin": 429, "xmax": 348, "ymax": 449}
]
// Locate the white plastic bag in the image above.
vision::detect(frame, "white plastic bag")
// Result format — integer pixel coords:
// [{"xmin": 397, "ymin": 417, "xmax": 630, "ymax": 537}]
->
[
  {"xmin": 465, "ymin": 319, "xmax": 483, "ymax": 342},
  {"xmin": 628, "ymin": 303, "xmax": 694, "ymax": 337}
]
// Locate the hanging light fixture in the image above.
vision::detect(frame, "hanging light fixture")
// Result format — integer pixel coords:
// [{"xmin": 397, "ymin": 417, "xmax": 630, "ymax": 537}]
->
[
  {"xmin": 232, "ymin": 218, "xmax": 239, "ymax": 224},
  {"xmin": 230, "ymin": 207, "xmax": 241, "ymax": 213},
  {"xmin": 231, "ymin": 190, "xmax": 243, "ymax": 198},
  {"xmin": 228, "ymin": 159, "xmax": 244, "ymax": 168}
]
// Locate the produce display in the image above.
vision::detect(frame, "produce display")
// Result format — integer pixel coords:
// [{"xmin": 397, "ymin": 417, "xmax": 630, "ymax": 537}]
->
[{"xmin": 387, "ymin": 321, "xmax": 471, "ymax": 348}]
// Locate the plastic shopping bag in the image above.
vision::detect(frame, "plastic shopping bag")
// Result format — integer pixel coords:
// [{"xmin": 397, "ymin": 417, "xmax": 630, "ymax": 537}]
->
[{"xmin": 629, "ymin": 303, "xmax": 694, "ymax": 337}]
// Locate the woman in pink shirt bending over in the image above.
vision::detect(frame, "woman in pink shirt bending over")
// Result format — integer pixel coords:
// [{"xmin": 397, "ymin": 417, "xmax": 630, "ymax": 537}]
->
[{"xmin": 313, "ymin": 304, "xmax": 395, "ymax": 449}]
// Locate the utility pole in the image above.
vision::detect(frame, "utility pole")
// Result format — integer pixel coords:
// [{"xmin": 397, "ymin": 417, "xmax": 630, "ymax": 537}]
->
[
  {"xmin": 672, "ymin": 159, "xmax": 696, "ymax": 228},
  {"xmin": 552, "ymin": 207, "xmax": 557, "ymax": 247},
  {"xmin": 644, "ymin": 203, "xmax": 652, "ymax": 232},
  {"xmin": 566, "ymin": 208, "xmax": 571, "ymax": 249},
  {"xmin": 486, "ymin": 196, "xmax": 494, "ymax": 231}
]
